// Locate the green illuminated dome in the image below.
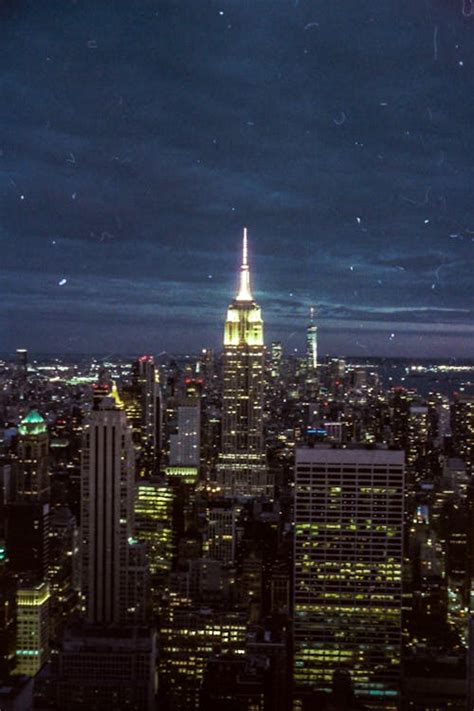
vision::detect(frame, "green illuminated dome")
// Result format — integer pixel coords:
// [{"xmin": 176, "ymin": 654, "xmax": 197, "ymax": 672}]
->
[{"xmin": 18, "ymin": 410, "xmax": 47, "ymax": 436}]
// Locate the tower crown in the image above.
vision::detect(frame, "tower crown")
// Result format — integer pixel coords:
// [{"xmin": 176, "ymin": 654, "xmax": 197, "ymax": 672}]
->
[
  {"xmin": 236, "ymin": 227, "xmax": 253, "ymax": 301},
  {"xmin": 224, "ymin": 228, "xmax": 263, "ymax": 346},
  {"xmin": 18, "ymin": 409, "xmax": 47, "ymax": 436}
]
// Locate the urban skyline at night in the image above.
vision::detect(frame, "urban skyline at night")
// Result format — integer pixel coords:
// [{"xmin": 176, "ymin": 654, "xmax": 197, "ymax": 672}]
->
[
  {"xmin": 2, "ymin": 215, "xmax": 474, "ymax": 709},
  {"xmin": 3, "ymin": 1, "xmax": 474, "ymax": 709}
]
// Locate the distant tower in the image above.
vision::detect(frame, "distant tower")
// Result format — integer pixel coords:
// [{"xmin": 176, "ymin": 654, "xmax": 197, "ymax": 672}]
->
[
  {"xmin": 16, "ymin": 410, "xmax": 50, "ymax": 502},
  {"xmin": 81, "ymin": 395, "xmax": 147, "ymax": 625},
  {"xmin": 216, "ymin": 229, "xmax": 270, "ymax": 497},
  {"xmin": 6, "ymin": 410, "xmax": 50, "ymax": 581},
  {"xmin": 15, "ymin": 348, "xmax": 28, "ymax": 384},
  {"xmin": 135, "ymin": 356, "xmax": 158, "ymax": 475},
  {"xmin": 271, "ymin": 342, "xmax": 283, "ymax": 379},
  {"xmin": 306, "ymin": 306, "xmax": 318, "ymax": 374}
]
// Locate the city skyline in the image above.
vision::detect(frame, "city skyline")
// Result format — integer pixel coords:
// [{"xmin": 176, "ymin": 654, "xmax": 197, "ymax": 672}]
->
[
  {"xmin": 3, "ymin": 2, "xmax": 474, "ymax": 709},
  {"xmin": 2, "ymin": 1, "xmax": 474, "ymax": 357}
]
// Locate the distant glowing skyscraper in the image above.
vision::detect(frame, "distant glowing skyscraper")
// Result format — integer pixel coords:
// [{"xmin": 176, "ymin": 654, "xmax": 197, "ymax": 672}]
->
[
  {"xmin": 216, "ymin": 229, "xmax": 270, "ymax": 497},
  {"xmin": 306, "ymin": 306, "xmax": 318, "ymax": 374}
]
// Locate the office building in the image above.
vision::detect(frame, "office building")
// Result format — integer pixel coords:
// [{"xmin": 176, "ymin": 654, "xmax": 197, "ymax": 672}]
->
[
  {"xmin": 56, "ymin": 625, "xmax": 157, "ymax": 711},
  {"xmin": 206, "ymin": 500, "xmax": 241, "ymax": 565},
  {"xmin": 0, "ymin": 563, "xmax": 16, "ymax": 678},
  {"xmin": 294, "ymin": 445, "xmax": 404, "ymax": 708},
  {"xmin": 15, "ymin": 349, "xmax": 28, "ymax": 385},
  {"xmin": 15, "ymin": 581, "xmax": 50, "ymax": 676},
  {"xmin": 451, "ymin": 394, "xmax": 474, "ymax": 475},
  {"xmin": 6, "ymin": 410, "xmax": 50, "ymax": 582},
  {"xmin": 124, "ymin": 355, "xmax": 158, "ymax": 477},
  {"xmin": 80, "ymin": 394, "xmax": 147, "ymax": 625},
  {"xmin": 168, "ymin": 397, "xmax": 200, "ymax": 482},
  {"xmin": 134, "ymin": 479, "xmax": 174, "ymax": 576},
  {"xmin": 15, "ymin": 410, "xmax": 50, "ymax": 502},
  {"xmin": 159, "ymin": 605, "xmax": 246, "ymax": 709}
]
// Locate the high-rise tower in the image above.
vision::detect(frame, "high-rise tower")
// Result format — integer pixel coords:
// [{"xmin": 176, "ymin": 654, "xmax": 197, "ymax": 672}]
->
[
  {"xmin": 123, "ymin": 355, "xmax": 159, "ymax": 477},
  {"xmin": 6, "ymin": 410, "xmax": 50, "ymax": 581},
  {"xmin": 306, "ymin": 306, "xmax": 318, "ymax": 374},
  {"xmin": 293, "ymin": 445, "xmax": 404, "ymax": 709},
  {"xmin": 15, "ymin": 410, "xmax": 50, "ymax": 502},
  {"xmin": 216, "ymin": 229, "xmax": 270, "ymax": 498},
  {"xmin": 80, "ymin": 395, "xmax": 148, "ymax": 625},
  {"xmin": 15, "ymin": 348, "xmax": 28, "ymax": 385}
]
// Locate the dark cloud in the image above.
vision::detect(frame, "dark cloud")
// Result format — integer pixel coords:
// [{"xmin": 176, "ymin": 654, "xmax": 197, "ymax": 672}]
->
[{"xmin": 2, "ymin": 0, "xmax": 474, "ymax": 356}]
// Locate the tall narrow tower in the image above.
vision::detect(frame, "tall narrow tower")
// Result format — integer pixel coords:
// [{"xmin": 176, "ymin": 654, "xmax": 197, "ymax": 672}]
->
[
  {"xmin": 216, "ymin": 229, "xmax": 270, "ymax": 497},
  {"xmin": 81, "ymin": 395, "xmax": 147, "ymax": 625},
  {"xmin": 125, "ymin": 355, "xmax": 158, "ymax": 477},
  {"xmin": 6, "ymin": 410, "xmax": 50, "ymax": 581},
  {"xmin": 306, "ymin": 306, "xmax": 318, "ymax": 374}
]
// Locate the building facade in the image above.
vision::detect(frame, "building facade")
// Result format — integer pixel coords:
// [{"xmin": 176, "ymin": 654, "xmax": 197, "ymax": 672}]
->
[
  {"xmin": 216, "ymin": 229, "xmax": 270, "ymax": 498},
  {"xmin": 294, "ymin": 445, "xmax": 404, "ymax": 708},
  {"xmin": 80, "ymin": 396, "xmax": 147, "ymax": 625},
  {"xmin": 16, "ymin": 581, "xmax": 50, "ymax": 676}
]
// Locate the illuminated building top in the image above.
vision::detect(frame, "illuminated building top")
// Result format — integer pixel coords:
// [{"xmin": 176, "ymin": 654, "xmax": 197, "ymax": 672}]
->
[
  {"xmin": 110, "ymin": 381, "xmax": 125, "ymax": 410},
  {"xmin": 224, "ymin": 228, "xmax": 263, "ymax": 347},
  {"xmin": 18, "ymin": 410, "xmax": 47, "ymax": 437},
  {"xmin": 236, "ymin": 227, "xmax": 253, "ymax": 302}
]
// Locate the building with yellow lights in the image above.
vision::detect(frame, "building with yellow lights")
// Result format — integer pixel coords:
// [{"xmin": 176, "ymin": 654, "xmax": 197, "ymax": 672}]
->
[
  {"xmin": 16, "ymin": 581, "xmax": 50, "ymax": 676},
  {"xmin": 159, "ymin": 604, "xmax": 247, "ymax": 709},
  {"xmin": 293, "ymin": 445, "xmax": 404, "ymax": 709},
  {"xmin": 216, "ymin": 229, "xmax": 271, "ymax": 498}
]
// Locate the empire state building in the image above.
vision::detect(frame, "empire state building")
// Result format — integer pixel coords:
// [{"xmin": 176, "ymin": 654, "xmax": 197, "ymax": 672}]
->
[{"xmin": 216, "ymin": 229, "xmax": 271, "ymax": 497}]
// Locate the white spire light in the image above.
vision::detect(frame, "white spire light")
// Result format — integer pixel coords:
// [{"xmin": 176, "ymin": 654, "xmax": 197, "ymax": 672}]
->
[{"xmin": 236, "ymin": 227, "xmax": 253, "ymax": 301}]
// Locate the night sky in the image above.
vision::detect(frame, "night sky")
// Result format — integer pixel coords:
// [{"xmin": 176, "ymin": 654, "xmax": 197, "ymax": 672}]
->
[{"xmin": 2, "ymin": 0, "xmax": 474, "ymax": 357}]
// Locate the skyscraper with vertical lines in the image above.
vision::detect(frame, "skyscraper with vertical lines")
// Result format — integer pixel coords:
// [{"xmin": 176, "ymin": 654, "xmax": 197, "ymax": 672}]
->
[
  {"xmin": 216, "ymin": 229, "xmax": 270, "ymax": 498},
  {"xmin": 80, "ymin": 392, "xmax": 147, "ymax": 625},
  {"xmin": 293, "ymin": 445, "xmax": 404, "ymax": 709}
]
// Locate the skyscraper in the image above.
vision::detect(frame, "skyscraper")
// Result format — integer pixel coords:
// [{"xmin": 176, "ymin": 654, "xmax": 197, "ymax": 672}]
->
[
  {"xmin": 306, "ymin": 306, "xmax": 318, "ymax": 374},
  {"xmin": 216, "ymin": 229, "xmax": 270, "ymax": 498},
  {"xmin": 293, "ymin": 445, "xmax": 404, "ymax": 709},
  {"xmin": 15, "ymin": 410, "xmax": 50, "ymax": 502},
  {"xmin": 6, "ymin": 410, "xmax": 50, "ymax": 581},
  {"xmin": 451, "ymin": 394, "xmax": 474, "ymax": 475},
  {"xmin": 168, "ymin": 399, "xmax": 200, "ymax": 477},
  {"xmin": 80, "ymin": 394, "xmax": 147, "ymax": 625},
  {"xmin": 15, "ymin": 581, "xmax": 50, "ymax": 676},
  {"xmin": 15, "ymin": 349, "xmax": 28, "ymax": 385},
  {"xmin": 55, "ymin": 393, "xmax": 155, "ymax": 710},
  {"xmin": 124, "ymin": 355, "xmax": 158, "ymax": 477}
]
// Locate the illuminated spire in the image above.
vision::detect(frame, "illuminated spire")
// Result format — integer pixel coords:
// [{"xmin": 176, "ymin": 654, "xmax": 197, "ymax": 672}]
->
[
  {"xmin": 309, "ymin": 305, "xmax": 315, "ymax": 323},
  {"xmin": 236, "ymin": 227, "xmax": 253, "ymax": 301},
  {"xmin": 110, "ymin": 381, "xmax": 124, "ymax": 410}
]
